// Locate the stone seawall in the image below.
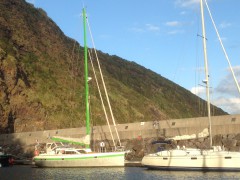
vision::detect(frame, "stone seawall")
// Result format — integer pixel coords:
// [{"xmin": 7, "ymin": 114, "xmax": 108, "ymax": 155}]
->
[{"xmin": 0, "ymin": 114, "xmax": 240, "ymax": 158}]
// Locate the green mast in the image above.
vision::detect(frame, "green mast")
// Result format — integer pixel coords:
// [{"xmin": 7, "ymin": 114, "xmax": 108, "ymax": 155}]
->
[{"xmin": 83, "ymin": 8, "xmax": 90, "ymax": 146}]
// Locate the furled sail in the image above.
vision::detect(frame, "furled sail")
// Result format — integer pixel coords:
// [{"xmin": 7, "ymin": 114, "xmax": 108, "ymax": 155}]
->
[
  {"xmin": 51, "ymin": 135, "xmax": 90, "ymax": 146},
  {"xmin": 168, "ymin": 128, "xmax": 209, "ymax": 141}
]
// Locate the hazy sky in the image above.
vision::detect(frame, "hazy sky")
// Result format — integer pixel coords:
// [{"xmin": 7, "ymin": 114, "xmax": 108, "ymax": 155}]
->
[{"xmin": 26, "ymin": 0, "xmax": 240, "ymax": 114}]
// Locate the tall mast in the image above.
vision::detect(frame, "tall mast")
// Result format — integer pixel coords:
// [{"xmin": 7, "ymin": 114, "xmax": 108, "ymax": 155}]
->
[
  {"xmin": 83, "ymin": 8, "xmax": 90, "ymax": 146},
  {"xmin": 200, "ymin": 0, "xmax": 212, "ymax": 147}
]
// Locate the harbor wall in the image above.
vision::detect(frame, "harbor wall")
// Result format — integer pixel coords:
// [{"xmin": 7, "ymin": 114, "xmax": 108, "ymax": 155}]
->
[{"xmin": 0, "ymin": 114, "xmax": 240, "ymax": 147}]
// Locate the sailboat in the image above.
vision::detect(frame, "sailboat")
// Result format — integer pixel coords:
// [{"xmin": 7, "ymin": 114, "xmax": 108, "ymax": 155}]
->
[
  {"xmin": 33, "ymin": 8, "xmax": 126, "ymax": 167},
  {"xmin": 141, "ymin": 0, "xmax": 240, "ymax": 171}
]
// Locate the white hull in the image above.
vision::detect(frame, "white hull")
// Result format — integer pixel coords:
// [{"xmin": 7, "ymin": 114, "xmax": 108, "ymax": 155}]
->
[
  {"xmin": 142, "ymin": 148, "xmax": 240, "ymax": 171},
  {"xmin": 34, "ymin": 151, "xmax": 125, "ymax": 167}
]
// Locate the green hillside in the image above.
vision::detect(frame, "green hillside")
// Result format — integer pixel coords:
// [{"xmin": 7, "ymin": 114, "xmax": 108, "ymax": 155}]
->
[{"xmin": 0, "ymin": 0, "xmax": 227, "ymax": 133}]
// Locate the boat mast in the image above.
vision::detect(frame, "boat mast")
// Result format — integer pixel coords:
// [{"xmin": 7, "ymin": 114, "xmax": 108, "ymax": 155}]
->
[
  {"xmin": 83, "ymin": 8, "xmax": 90, "ymax": 147},
  {"xmin": 200, "ymin": 0, "xmax": 212, "ymax": 147}
]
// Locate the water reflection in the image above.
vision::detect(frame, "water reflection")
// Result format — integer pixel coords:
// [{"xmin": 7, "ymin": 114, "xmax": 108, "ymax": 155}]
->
[
  {"xmin": 1, "ymin": 166, "xmax": 240, "ymax": 180},
  {"xmin": 142, "ymin": 168, "xmax": 240, "ymax": 180},
  {"xmin": 33, "ymin": 167, "xmax": 126, "ymax": 180}
]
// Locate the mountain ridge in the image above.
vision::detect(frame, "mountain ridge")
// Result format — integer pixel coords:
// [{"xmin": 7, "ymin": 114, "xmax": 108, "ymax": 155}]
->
[{"xmin": 0, "ymin": 0, "xmax": 227, "ymax": 133}]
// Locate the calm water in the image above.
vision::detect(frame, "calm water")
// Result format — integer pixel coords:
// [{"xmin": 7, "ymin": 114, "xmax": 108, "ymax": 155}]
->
[{"xmin": 1, "ymin": 166, "xmax": 240, "ymax": 180}]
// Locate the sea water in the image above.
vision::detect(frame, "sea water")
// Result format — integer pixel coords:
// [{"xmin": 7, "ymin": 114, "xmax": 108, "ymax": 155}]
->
[{"xmin": 1, "ymin": 166, "xmax": 240, "ymax": 180}]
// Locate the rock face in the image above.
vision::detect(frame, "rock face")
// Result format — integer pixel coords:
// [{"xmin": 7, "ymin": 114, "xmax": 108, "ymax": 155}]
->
[
  {"xmin": 0, "ymin": 0, "xmax": 227, "ymax": 133},
  {"xmin": 0, "ymin": 47, "xmax": 46, "ymax": 133}
]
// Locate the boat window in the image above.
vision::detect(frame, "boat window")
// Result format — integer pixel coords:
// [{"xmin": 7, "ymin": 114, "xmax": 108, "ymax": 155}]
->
[
  {"xmin": 77, "ymin": 150, "xmax": 87, "ymax": 154},
  {"xmin": 51, "ymin": 144, "xmax": 55, "ymax": 149},
  {"xmin": 225, "ymin": 156, "xmax": 232, "ymax": 159},
  {"xmin": 65, "ymin": 151, "xmax": 76, "ymax": 154},
  {"xmin": 231, "ymin": 118, "xmax": 236, "ymax": 122},
  {"xmin": 58, "ymin": 150, "xmax": 65, "ymax": 154},
  {"xmin": 163, "ymin": 157, "xmax": 168, "ymax": 160},
  {"xmin": 191, "ymin": 157, "xmax": 197, "ymax": 160},
  {"xmin": 171, "ymin": 122, "xmax": 175, "ymax": 126}
]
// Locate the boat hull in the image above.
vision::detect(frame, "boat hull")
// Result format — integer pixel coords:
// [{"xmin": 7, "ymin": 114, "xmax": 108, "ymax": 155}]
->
[
  {"xmin": 33, "ymin": 151, "xmax": 125, "ymax": 167},
  {"xmin": 142, "ymin": 150, "xmax": 240, "ymax": 171}
]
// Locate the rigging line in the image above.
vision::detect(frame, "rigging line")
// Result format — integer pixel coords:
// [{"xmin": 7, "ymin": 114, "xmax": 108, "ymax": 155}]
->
[
  {"xmin": 81, "ymin": 1, "xmax": 85, "ymax": 9},
  {"xmin": 73, "ymin": 42, "xmax": 79, "ymax": 98},
  {"xmin": 88, "ymin": 49, "xmax": 117, "ymax": 149},
  {"xmin": 66, "ymin": 40, "xmax": 76, "ymax": 98},
  {"xmin": 70, "ymin": 40, "xmax": 77, "ymax": 76},
  {"xmin": 63, "ymin": 40, "xmax": 78, "ymax": 126},
  {"xmin": 196, "ymin": 11, "xmax": 205, "ymax": 117},
  {"xmin": 204, "ymin": 0, "xmax": 240, "ymax": 95},
  {"xmin": 86, "ymin": 15, "xmax": 122, "ymax": 147},
  {"xmin": 70, "ymin": 40, "xmax": 77, "ymax": 127},
  {"xmin": 195, "ymin": 7, "xmax": 203, "ymax": 116},
  {"xmin": 69, "ymin": 40, "xmax": 77, "ymax": 96}
]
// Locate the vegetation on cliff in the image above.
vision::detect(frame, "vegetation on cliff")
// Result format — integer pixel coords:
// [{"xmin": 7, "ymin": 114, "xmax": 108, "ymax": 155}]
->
[{"xmin": 0, "ymin": 0, "xmax": 227, "ymax": 133}]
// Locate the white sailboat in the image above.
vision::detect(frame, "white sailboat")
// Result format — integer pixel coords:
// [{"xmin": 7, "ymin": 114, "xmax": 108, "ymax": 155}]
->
[
  {"xmin": 33, "ymin": 8, "xmax": 126, "ymax": 168},
  {"xmin": 141, "ymin": 0, "xmax": 240, "ymax": 171}
]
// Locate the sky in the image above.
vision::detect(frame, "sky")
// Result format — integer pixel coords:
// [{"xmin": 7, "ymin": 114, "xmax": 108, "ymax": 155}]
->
[{"xmin": 26, "ymin": 0, "xmax": 240, "ymax": 114}]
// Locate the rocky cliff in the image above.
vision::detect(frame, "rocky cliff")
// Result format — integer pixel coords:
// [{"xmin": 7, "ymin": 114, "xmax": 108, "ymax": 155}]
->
[{"xmin": 0, "ymin": 0, "xmax": 227, "ymax": 133}]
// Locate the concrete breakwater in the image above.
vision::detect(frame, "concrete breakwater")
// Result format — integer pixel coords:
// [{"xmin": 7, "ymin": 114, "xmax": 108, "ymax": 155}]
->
[{"xmin": 0, "ymin": 114, "xmax": 240, "ymax": 158}]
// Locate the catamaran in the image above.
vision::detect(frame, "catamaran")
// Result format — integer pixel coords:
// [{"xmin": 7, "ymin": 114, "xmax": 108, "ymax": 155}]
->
[
  {"xmin": 33, "ymin": 8, "xmax": 126, "ymax": 168},
  {"xmin": 142, "ymin": 0, "xmax": 240, "ymax": 171}
]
